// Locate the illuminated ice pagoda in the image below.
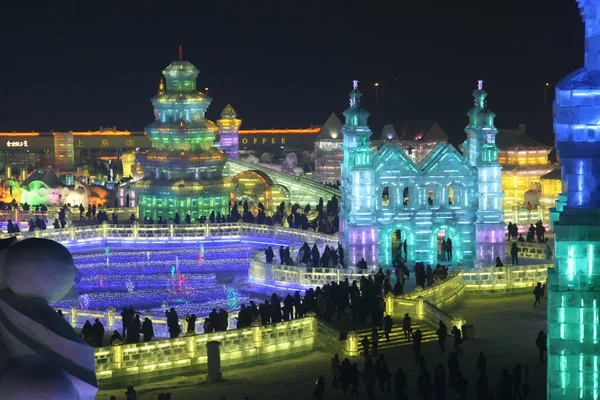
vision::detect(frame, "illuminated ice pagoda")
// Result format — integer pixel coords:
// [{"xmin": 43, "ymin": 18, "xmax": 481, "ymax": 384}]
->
[
  {"xmin": 548, "ymin": 1, "xmax": 600, "ymax": 398},
  {"xmin": 339, "ymin": 80, "xmax": 504, "ymax": 267},
  {"xmin": 131, "ymin": 57, "xmax": 232, "ymax": 221},
  {"xmin": 217, "ymin": 104, "xmax": 242, "ymax": 160}
]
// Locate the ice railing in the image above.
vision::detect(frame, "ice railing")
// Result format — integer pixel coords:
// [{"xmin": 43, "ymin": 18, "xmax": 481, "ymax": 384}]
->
[
  {"xmin": 57, "ymin": 306, "xmax": 240, "ymax": 339},
  {"xmin": 0, "ymin": 222, "xmax": 338, "ymax": 246},
  {"xmin": 94, "ymin": 315, "xmax": 318, "ymax": 388},
  {"xmin": 503, "ymin": 241, "xmax": 553, "ymax": 260},
  {"xmin": 0, "ymin": 206, "xmax": 138, "ymax": 225},
  {"xmin": 248, "ymin": 252, "xmax": 370, "ymax": 291},
  {"xmin": 385, "ymin": 270, "xmax": 466, "ymax": 332},
  {"xmin": 461, "ymin": 263, "xmax": 553, "ymax": 291}
]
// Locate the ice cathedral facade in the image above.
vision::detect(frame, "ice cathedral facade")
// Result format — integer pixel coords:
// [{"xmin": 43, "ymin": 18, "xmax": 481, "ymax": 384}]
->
[{"xmin": 339, "ymin": 80, "xmax": 504, "ymax": 268}]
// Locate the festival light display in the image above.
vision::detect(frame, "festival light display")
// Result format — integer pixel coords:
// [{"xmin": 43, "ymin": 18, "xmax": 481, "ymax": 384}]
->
[
  {"xmin": 52, "ymin": 246, "xmax": 257, "ymax": 316},
  {"xmin": 548, "ymin": 1, "xmax": 600, "ymax": 398},
  {"xmin": 339, "ymin": 81, "xmax": 504, "ymax": 267},
  {"xmin": 131, "ymin": 55, "xmax": 232, "ymax": 221}
]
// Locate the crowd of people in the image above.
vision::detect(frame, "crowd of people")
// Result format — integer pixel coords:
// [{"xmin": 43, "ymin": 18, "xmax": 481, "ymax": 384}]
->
[
  {"xmin": 138, "ymin": 197, "xmax": 340, "ymax": 234},
  {"xmin": 507, "ymin": 221, "xmax": 546, "ymax": 243},
  {"xmin": 264, "ymin": 242, "xmax": 346, "ymax": 268},
  {"xmin": 313, "ymin": 325, "xmax": 547, "ymax": 400}
]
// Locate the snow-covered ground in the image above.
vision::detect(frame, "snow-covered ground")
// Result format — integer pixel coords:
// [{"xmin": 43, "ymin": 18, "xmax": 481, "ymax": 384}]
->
[{"xmin": 96, "ymin": 293, "xmax": 547, "ymax": 400}]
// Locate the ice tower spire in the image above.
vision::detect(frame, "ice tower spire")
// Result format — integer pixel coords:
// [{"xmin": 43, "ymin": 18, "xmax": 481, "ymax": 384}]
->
[
  {"xmin": 339, "ymin": 79, "xmax": 378, "ymax": 266},
  {"xmin": 463, "ymin": 81, "xmax": 504, "ymax": 266},
  {"xmin": 578, "ymin": 0, "xmax": 600, "ymax": 71},
  {"xmin": 547, "ymin": 2, "xmax": 600, "ymax": 399}
]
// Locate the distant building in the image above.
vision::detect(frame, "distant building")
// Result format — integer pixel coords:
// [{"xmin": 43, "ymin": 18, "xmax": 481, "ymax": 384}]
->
[{"xmin": 494, "ymin": 123, "xmax": 560, "ymax": 222}]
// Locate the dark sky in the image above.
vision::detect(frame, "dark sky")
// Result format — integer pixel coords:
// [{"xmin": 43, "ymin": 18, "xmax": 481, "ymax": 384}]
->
[{"xmin": 0, "ymin": 0, "xmax": 584, "ymax": 145}]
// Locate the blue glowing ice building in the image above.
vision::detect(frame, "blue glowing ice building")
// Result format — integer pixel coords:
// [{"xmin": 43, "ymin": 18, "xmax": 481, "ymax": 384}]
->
[{"xmin": 548, "ymin": 1, "xmax": 600, "ymax": 398}]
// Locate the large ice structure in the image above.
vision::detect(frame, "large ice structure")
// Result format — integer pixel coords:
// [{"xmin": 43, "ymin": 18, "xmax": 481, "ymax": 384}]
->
[
  {"xmin": 548, "ymin": 1, "xmax": 600, "ymax": 398},
  {"xmin": 339, "ymin": 80, "xmax": 504, "ymax": 267},
  {"xmin": 0, "ymin": 238, "xmax": 97, "ymax": 399}
]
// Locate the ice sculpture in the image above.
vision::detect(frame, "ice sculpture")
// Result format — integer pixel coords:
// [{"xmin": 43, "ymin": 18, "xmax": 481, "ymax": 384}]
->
[
  {"xmin": 217, "ymin": 104, "xmax": 241, "ymax": 160},
  {"xmin": 0, "ymin": 237, "xmax": 97, "ymax": 399},
  {"xmin": 131, "ymin": 56, "xmax": 232, "ymax": 221},
  {"xmin": 548, "ymin": 1, "xmax": 600, "ymax": 398},
  {"xmin": 339, "ymin": 81, "xmax": 504, "ymax": 267}
]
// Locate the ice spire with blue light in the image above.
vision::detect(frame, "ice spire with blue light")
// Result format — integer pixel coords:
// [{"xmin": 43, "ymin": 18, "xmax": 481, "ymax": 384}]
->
[{"xmin": 548, "ymin": 1, "xmax": 600, "ymax": 399}]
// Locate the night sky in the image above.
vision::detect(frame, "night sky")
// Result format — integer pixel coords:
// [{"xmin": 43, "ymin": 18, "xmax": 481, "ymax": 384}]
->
[{"xmin": 0, "ymin": 0, "xmax": 584, "ymax": 145}]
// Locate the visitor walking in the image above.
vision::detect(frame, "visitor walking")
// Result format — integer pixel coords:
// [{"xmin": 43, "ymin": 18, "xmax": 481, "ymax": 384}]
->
[
  {"xmin": 536, "ymin": 331, "xmax": 547, "ymax": 362},
  {"xmin": 533, "ymin": 282, "xmax": 543, "ymax": 306},
  {"xmin": 511, "ymin": 242, "xmax": 519, "ymax": 265},
  {"xmin": 436, "ymin": 320, "xmax": 448, "ymax": 353}
]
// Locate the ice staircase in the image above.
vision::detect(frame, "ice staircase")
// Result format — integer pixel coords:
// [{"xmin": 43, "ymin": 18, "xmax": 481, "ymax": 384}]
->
[{"xmin": 355, "ymin": 323, "xmax": 437, "ymax": 350}]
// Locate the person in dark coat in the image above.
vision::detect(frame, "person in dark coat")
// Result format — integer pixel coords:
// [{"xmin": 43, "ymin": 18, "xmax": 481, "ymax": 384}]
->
[
  {"xmin": 166, "ymin": 308, "xmax": 180, "ymax": 338},
  {"xmin": 476, "ymin": 373, "xmax": 490, "ymax": 400},
  {"xmin": 92, "ymin": 318, "xmax": 105, "ymax": 347},
  {"xmin": 511, "ymin": 242, "xmax": 519, "ymax": 265},
  {"xmin": 417, "ymin": 367, "xmax": 432, "ymax": 400},
  {"xmin": 402, "ymin": 313, "xmax": 412, "ymax": 341},
  {"xmin": 186, "ymin": 314, "xmax": 197, "ymax": 333},
  {"xmin": 383, "ymin": 315, "xmax": 393, "ymax": 342},
  {"xmin": 394, "ymin": 366, "xmax": 407, "ymax": 400},
  {"xmin": 142, "ymin": 317, "xmax": 154, "ymax": 342},
  {"xmin": 536, "ymin": 331, "xmax": 547, "ymax": 362},
  {"xmin": 121, "ymin": 306, "xmax": 135, "ymax": 339},
  {"xmin": 109, "ymin": 330, "xmax": 123, "ymax": 346},
  {"xmin": 128, "ymin": 314, "xmax": 141, "ymax": 344},
  {"xmin": 533, "ymin": 282, "xmax": 543, "ymax": 306},
  {"xmin": 436, "ymin": 321, "xmax": 448, "ymax": 353},
  {"xmin": 476, "ymin": 352, "xmax": 487, "ymax": 374},
  {"xmin": 451, "ymin": 325, "xmax": 463, "ymax": 355},
  {"xmin": 412, "ymin": 329, "xmax": 423, "ymax": 362},
  {"xmin": 313, "ymin": 376, "xmax": 325, "ymax": 400}
]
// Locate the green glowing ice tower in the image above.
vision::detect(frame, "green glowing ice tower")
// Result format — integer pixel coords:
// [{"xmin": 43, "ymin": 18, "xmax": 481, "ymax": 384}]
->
[
  {"xmin": 132, "ymin": 53, "xmax": 231, "ymax": 221},
  {"xmin": 549, "ymin": 1, "xmax": 600, "ymax": 398}
]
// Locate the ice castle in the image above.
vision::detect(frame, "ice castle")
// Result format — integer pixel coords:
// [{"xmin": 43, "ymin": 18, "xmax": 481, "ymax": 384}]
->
[
  {"xmin": 547, "ymin": 1, "xmax": 600, "ymax": 398},
  {"xmin": 339, "ymin": 80, "xmax": 504, "ymax": 268}
]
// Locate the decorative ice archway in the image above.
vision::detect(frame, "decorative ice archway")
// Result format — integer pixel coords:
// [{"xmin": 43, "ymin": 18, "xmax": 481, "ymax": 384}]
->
[
  {"xmin": 378, "ymin": 224, "xmax": 415, "ymax": 266},
  {"xmin": 431, "ymin": 225, "xmax": 462, "ymax": 264}
]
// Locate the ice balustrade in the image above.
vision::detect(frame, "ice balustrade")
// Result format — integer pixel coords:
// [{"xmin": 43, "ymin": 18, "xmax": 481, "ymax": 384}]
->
[
  {"xmin": 504, "ymin": 241, "xmax": 552, "ymax": 260},
  {"xmin": 249, "ymin": 253, "xmax": 371, "ymax": 291},
  {"xmin": 400, "ymin": 270, "xmax": 466, "ymax": 311},
  {"xmin": 226, "ymin": 159, "xmax": 340, "ymax": 207},
  {"xmin": 58, "ymin": 306, "xmax": 239, "ymax": 338},
  {"xmin": 94, "ymin": 316, "xmax": 320, "ymax": 388},
  {"xmin": 461, "ymin": 264, "xmax": 553, "ymax": 291},
  {"xmin": 1, "ymin": 222, "xmax": 338, "ymax": 246},
  {"xmin": 503, "ymin": 206, "xmax": 548, "ymax": 225}
]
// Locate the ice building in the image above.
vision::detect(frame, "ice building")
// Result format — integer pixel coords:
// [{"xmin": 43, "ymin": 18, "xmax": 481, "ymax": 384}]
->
[
  {"xmin": 491, "ymin": 124, "xmax": 561, "ymax": 224},
  {"xmin": 131, "ymin": 57, "xmax": 232, "ymax": 221},
  {"xmin": 548, "ymin": 1, "xmax": 600, "ymax": 398},
  {"xmin": 217, "ymin": 104, "xmax": 242, "ymax": 160},
  {"xmin": 313, "ymin": 114, "xmax": 446, "ymax": 184},
  {"xmin": 339, "ymin": 80, "xmax": 504, "ymax": 267}
]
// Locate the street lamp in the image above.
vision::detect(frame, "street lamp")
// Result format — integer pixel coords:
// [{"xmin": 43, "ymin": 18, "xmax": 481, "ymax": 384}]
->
[
  {"xmin": 374, "ymin": 83, "xmax": 380, "ymax": 112},
  {"xmin": 544, "ymin": 82, "xmax": 550, "ymax": 105},
  {"xmin": 205, "ymin": 87, "xmax": 209, "ymax": 95}
]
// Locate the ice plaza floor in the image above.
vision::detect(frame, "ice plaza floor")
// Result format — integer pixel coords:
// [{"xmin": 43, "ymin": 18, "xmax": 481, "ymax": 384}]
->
[{"xmin": 97, "ymin": 293, "xmax": 547, "ymax": 400}]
